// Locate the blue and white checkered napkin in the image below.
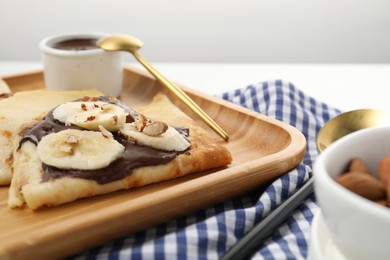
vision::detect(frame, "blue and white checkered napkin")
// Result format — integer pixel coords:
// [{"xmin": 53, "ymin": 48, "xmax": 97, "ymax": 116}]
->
[{"xmin": 70, "ymin": 80, "xmax": 341, "ymax": 260}]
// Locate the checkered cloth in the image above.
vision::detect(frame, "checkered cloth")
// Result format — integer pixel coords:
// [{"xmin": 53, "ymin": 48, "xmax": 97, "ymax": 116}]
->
[{"xmin": 70, "ymin": 80, "xmax": 341, "ymax": 260}]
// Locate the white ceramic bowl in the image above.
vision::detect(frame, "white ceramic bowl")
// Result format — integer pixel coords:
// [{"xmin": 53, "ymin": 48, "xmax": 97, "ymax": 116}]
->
[
  {"xmin": 314, "ymin": 126, "xmax": 390, "ymax": 260},
  {"xmin": 39, "ymin": 32, "xmax": 123, "ymax": 97}
]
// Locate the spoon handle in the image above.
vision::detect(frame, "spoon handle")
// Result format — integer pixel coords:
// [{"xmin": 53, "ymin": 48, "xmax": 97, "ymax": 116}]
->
[
  {"xmin": 221, "ymin": 177, "xmax": 314, "ymax": 260},
  {"xmin": 133, "ymin": 51, "xmax": 229, "ymax": 141}
]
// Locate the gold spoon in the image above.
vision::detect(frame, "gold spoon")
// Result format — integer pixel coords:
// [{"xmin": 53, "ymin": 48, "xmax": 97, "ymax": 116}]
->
[
  {"xmin": 222, "ymin": 108, "xmax": 390, "ymax": 259},
  {"xmin": 316, "ymin": 109, "xmax": 390, "ymax": 152},
  {"xmin": 97, "ymin": 34, "xmax": 229, "ymax": 141}
]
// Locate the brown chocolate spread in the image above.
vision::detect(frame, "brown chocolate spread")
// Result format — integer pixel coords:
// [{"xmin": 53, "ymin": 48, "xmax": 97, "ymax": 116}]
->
[
  {"xmin": 20, "ymin": 97, "xmax": 189, "ymax": 184},
  {"xmin": 52, "ymin": 38, "xmax": 99, "ymax": 51}
]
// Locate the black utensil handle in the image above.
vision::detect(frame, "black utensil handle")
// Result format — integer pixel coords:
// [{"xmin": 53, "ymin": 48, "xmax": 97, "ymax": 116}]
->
[{"xmin": 221, "ymin": 177, "xmax": 314, "ymax": 260}]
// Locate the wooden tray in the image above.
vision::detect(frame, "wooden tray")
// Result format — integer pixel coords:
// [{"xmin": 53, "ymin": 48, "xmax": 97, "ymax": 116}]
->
[{"xmin": 0, "ymin": 66, "xmax": 306, "ymax": 260}]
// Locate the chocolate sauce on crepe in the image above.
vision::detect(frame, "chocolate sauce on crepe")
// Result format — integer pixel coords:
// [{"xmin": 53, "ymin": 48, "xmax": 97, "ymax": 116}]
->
[{"xmin": 20, "ymin": 97, "xmax": 189, "ymax": 184}]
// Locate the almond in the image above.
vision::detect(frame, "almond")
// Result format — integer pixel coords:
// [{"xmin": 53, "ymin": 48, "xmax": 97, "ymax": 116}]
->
[
  {"xmin": 336, "ymin": 172, "xmax": 386, "ymax": 201},
  {"xmin": 347, "ymin": 157, "xmax": 371, "ymax": 175},
  {"xmin": 377, "ymin": 156, "xmax": 390, "ymax": 204},
  {"xmin": 85, "ymin": 115, "xmax": 96, "ymax": 122},
  {"xmin": 134, "ymin": 114, "xmax": 168, "ymax": 136},
  {"xmin": 80, "ymin": 103, "xmax": 87, "ymax": 111},
  {"xmin": 378, "ymin": 156, "xmax": 390, "ymax": 184},
  {"xmin": 142, "ymin": 121, "xmax": 168, "ymax": 136},
  {"xmin": 134, "ymin": 114, "xmax": 148, "ymax": 132}
]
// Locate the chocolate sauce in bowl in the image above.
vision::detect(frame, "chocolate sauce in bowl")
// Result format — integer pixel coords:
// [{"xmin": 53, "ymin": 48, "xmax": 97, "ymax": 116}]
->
[{"xmin": 52, "ymin": 38, "xmax": 99, "ymax": 51}]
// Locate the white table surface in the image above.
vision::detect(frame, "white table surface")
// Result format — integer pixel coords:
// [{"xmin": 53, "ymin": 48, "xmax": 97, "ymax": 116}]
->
[{"xmin": 1, "ymin": 61, "xmax": 389, "ymax": 112}]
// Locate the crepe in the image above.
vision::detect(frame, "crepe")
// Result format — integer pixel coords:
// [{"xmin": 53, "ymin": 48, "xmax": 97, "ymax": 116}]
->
[
  {"xmin": 0, "ymin": 89, "xmax": 103, "ymax": 185},
  {"xmin": 8, "ymin": 93, "xmax": 232, "ymax": 210}
]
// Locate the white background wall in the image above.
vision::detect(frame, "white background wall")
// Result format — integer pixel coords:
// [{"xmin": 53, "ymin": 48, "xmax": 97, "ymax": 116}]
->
[{"xmin": 1, "ymin": 0, "xmax": 390, "ymax": 63}]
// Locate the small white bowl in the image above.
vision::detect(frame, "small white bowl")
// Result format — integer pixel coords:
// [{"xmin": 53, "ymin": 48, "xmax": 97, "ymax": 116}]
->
[
  {"xmin": 39, "ymin": 32, "xmax": 124, "ymax": 97},
  {"xmin": 314, "ymin": 126, "xmax": 390, "ymax": 260}
]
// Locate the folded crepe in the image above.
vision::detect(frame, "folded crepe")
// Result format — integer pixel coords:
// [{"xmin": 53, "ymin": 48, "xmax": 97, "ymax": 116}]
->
[
  {"xmin": 7, "ymin": 92, "xmax": 232, "ymax": 209},
  {"xmin": 0, "ymin": 89, "xmax": 103, "ymax": 185}
]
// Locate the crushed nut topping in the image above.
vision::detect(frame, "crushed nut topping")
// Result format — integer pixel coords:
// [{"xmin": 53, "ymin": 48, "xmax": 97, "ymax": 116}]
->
[
  {"xmin": 98, "ymin": 125, "xmax": 113, "ymax": 138},
  {"xmin": 65, "ymin": 135, "xmax": 78, "ymax": 144},
  {"xmin": 143, "ymin": 121, "xmax": 169, "ymax": 136},
  {"xmin": 134, "ymin": 114, "xmax": 168, "ymax": 136},
  {"xmin": 113, "ymin": 115, "xmax": 118, "ymax": 125},
  {"xmin": 81, "ymin": 103, "xmax": 87, "ymax": 111},
  {"xmin": 134, "ymin": 114, "xmax": 148, "ymax": 132},
  {"xmin": 85, "ymin": 115, "xmax": 96, "ymax": 122},
  {"xmin": 82, "ymin": 96, "xmax": 98, "ymax": 102},
  {"xmin": 100, "ymin": 104, "xmax": 112, "ymax": 112},
  {"xmin": 61, "ymin": 134, "xmax": 79, "ymax": 154},
  {"xmin": 108, "ymin": 97, "xmax": 117, "ymax": 104}
]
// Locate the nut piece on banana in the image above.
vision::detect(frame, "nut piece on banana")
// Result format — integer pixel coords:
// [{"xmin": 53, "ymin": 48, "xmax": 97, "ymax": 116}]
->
[
  {"xmin": 121, "ymin": 113, "xmax": 190, "ymax": 152},
  {"xmin": 134, "ymin": 114, "xmax": 169, "ymax": 136},
  {"xmin": 37, "ymin": 128, "xmax": 125, "ymax": 170},
  {"xmin": 53, "ymin": 100, "xmax": 127, "ymax": 131}
]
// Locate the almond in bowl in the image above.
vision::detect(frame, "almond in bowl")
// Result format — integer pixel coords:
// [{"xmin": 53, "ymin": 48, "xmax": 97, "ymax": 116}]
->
[{"xmin": 335, "ymin": 157, "xmax": 389, "ymax": 206}]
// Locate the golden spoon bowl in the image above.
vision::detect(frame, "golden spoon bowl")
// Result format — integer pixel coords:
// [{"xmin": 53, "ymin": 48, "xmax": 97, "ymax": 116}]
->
[
  {"xmin": 316, "ymin": 109, "xmax": 390, "ymax": 152},
  {"xmin": 97, "ymin": 34, "xmax": 143, "ymax": 53}
]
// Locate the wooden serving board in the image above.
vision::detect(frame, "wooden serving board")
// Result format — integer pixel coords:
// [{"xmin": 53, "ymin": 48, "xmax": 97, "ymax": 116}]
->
[{"xmin": 0, "ymin": 66, "xmax": 306, "ymax": 260}]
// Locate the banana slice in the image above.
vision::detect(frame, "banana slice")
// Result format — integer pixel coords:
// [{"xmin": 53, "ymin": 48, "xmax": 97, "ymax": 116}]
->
[
  {"xmin": 37, "ymin": 129, "xmax": 125, "ymax": 170},
  {"xmin": 120, "ymin": 123, "xmax": 190, "ymax": 152},
  {"xmin": 52, "ymin": 101, "xmax": 127, "ymax": 131},
  {"xmin": 0, "ymin": 78, "xmax": 11, "ymax": 93}
]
